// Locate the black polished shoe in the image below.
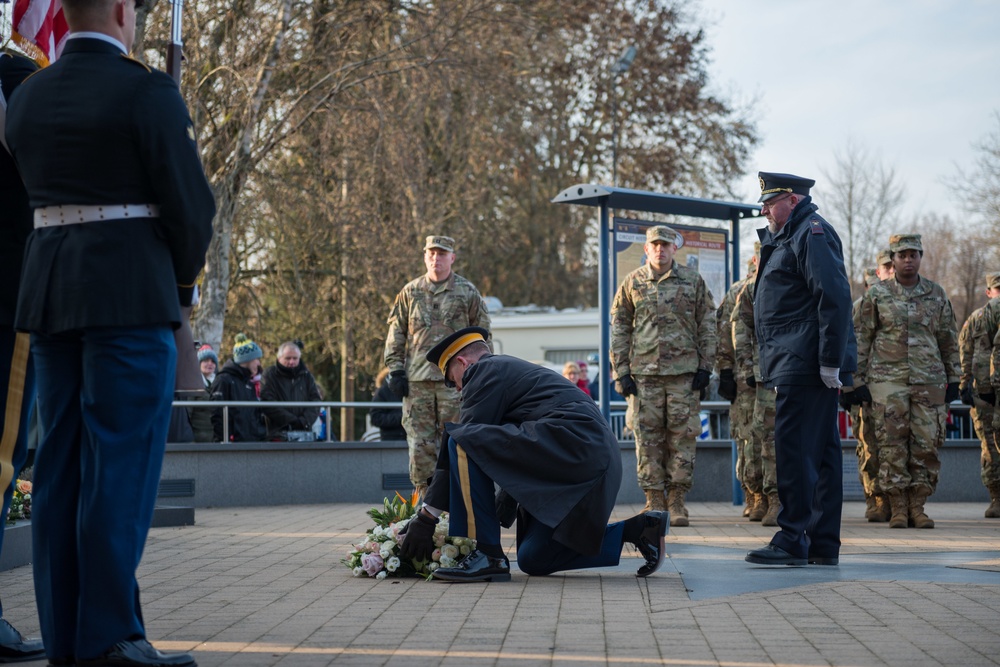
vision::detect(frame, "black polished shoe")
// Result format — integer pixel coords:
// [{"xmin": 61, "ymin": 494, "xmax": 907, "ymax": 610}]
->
[
  {"xmin": 808, "ymin": 555, "xmax": 839, "ymax": 566},
  {"xmin": 745, "ymin": 544, "xmax": 807, "ymax": 566},
  {"xmin": 634, "ymin": 511, "xmax": 669, "ymax": 577},
  {"xmin": 0, "ymin": 617, "xmax": 45, "ymax": 663},
  {"xmin": 431, "ymin": 549, "xmax": 511, "ymax": 582},
  {"xmin": 78, "ymin": 639, "xmax": 196, "ymax": 667}
]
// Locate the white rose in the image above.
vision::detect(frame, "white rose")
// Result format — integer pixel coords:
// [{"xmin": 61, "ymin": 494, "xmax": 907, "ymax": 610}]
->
[
  {"xmin": 376, "ymin": 570, "xmax": 388, "ymax": 580},
  {"xmin": 380, "ymin": 545, "xmax": 394, "ymax": 559},
  {"xmin": 386, "ymin": 556, "xmax": 401, "ymax": 572},
  {"xmin": 427, "ymin": 562, "xmax": 440, "ymax": 571},
  {"xmin": 460, "ymin": 545, "xmax": 472, "ymax": 555},
  {"xmin": 439, "ymin": 555, "xmax": 456, "ymax": 568},
  {"xmin": 441, "ymin": 544, "xmax": 460, "ymax": 560},
  {"xmin": 353, "ymin": 567, "xmax": 365, "ymax": 577}
]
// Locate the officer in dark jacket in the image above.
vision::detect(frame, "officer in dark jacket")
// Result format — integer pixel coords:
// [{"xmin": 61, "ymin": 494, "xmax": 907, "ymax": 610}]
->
[
  {"xmin": 211, "ymin": 335, "xmax": 267, "ymax": 442},
  {"xmin": 4, "ymin": 1, "xmax": 215, "ymax": 663},
  {"xmin": 260, "ymin": 341, "xmax": 322, "ymax": 438},
  {"xmin": 398, "ymin": 327, "xmax": 669, "ymax": 581},
  {"xmin": 0, "ymin": 50, "xmax": 46, "ymax": 663},
  {"xmin": 746, "ymin": 172, "xmax": 856, "ymax": 568}
]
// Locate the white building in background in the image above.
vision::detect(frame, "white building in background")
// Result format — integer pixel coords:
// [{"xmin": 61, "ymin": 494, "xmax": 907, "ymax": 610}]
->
[{"xmin": 485, "ymin": 297, "xmax": 600, "ymax": 370}]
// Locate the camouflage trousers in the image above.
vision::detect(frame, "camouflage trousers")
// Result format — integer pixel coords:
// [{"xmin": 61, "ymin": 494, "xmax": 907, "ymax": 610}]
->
[
  {"xmin": 974, "ymin": 398, "xmax": 1000, "ymax": 487},
  {"xmin": 742, "ymin": 385, "xmax": 777, "ymax": 495},
  {"xmin": 868, "ymin": 382, "xmax": 947, "ymax": 493},
  {"xmin": 851, "ymin": 403, "xmax": 880, "ymax": 497},
  {"xmin": 631, "ymin": 374, "xmax": 701, "ymax": 492},
  {"xmin": 402, "ymin": 380, "xmax": 461, "ymax": 487},
  {"xmin": 730, "ymin": 386, "xmax": 754, "ymax": 484}
]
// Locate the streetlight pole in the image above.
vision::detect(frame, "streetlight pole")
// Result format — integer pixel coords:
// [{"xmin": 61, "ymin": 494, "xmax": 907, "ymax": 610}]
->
[{"xmin": 611, "ymin": 45, "xmax": 637, "ymax": 187}]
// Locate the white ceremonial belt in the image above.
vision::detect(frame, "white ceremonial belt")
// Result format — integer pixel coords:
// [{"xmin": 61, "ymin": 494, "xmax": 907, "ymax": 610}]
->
[{"xmin": 34, "ymin": 203, "xmax": 161, "ymax": 229}]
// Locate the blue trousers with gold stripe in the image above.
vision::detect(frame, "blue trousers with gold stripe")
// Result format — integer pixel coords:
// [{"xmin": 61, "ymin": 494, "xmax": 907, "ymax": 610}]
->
[
  {"xmin": 446, "ymin": 437, "xmax": 625, "ymax": 576},
  {"xmin": 30, "ymin": 326, "xmax": 175, "ymax": 661},
  {"xmin": 0, "ymin": 329, "xmax": 34, "ymax": 617}
]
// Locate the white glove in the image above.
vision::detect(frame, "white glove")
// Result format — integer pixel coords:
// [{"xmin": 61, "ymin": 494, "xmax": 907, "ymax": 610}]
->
[{"xmin": 819, "ymin": 366, "xmax": 842, "ymax": 389}]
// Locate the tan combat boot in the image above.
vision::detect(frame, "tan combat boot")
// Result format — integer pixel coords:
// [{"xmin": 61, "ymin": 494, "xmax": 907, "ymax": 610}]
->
[
  {"xmin": 742, "ymin": 487, "xmax": 754, "ymax": 517},
  {"xmin": 871, "ymin": 494, "xmax": 891, "ymax": 522},
  {"xmin": 864, "ymin": 495, "xmax": 878, "ymax": 521},
  {"xmin": 748, "ymin": 492, "xmax": 767, "ymax": 522},
  {"xmin": 887, "ymin": 489, "xmax": 908, "ymax": 529},
  {"xmin": 667, "ymin": 486, "xmax": 689, "ymax": 527},
  {"xmin": 907, "ymin": 487, "xmax": 935, "ymax": 529},
  {"xmin": 643, "ymin": 489, "xmax": 667, "ymax": 513},
  {"xmin": 986, "ymin": 484, "xmax": 1000, "ymax": 519},
  {"xmin": 761, "ymin": 492, "xmax": 780, "ymax": 526}
]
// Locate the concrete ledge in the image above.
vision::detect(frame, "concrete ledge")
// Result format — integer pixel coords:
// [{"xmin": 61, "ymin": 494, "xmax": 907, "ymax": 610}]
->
[
  {"xmin": 0, "ymin": 521, "xmax": 31, "ymax": 571},
  {"xmin": 151, "ymin": 505, "xmax": 196, "ymax": 528},
  {"xmin": 161, "ymin": 438, "xmax": 991, "ymax": 507}
]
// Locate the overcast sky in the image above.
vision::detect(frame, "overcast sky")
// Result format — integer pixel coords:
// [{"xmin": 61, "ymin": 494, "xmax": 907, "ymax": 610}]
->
[{"xmin": 697, "ymin": 0, "xmax": 1000, "ymax": 229}]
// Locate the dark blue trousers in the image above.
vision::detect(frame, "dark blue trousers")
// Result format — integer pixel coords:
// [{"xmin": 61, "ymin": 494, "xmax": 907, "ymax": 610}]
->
[
  {"xmin": 446, "ymin": 436, "xmax": 625, "ymax": 576},
  {"xmin": 31, "ymin": 326, "xmax": 175, "ymax": 660},
  {"xmin": 769, "ymin": 384, "xmax": 843, "ymax": 560},
  {"xmin": 0, "ymin": 330, "xmax": 34, "ymax": 617}
]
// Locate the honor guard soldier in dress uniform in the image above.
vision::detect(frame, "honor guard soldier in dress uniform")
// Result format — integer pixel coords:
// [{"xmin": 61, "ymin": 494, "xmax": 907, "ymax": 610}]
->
[
  {"xmin": 852, "ymin": 234, "xmax": 960, "ymax": 529},
  {"xmin": 611, "ymin": 225, "xmax": 716, "ymax": 527},
  {"xmin": 964, "ymin": 273, "xmax": 1000, "ymax": 517},
  {"xmin": 384, "ymin": 235, "xmax": 491, "ymax": 499},
  {"xmin": 0, "ymin": 50, "xmax": 46, "ymax": 663},
  {"xmin": 4, "ymin": 0, "xmax": 216, "ymax": 663},
  {"xmin": 745, "ymin": 172, "xmax": 855, "ymax": 567},
  {"xmin": 397, "ymin": 327, "xmax": 670, "ymax": 581}
]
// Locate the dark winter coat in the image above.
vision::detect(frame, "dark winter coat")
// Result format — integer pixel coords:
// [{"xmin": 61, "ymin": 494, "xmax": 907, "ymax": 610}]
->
[
  {"xmin": 260, "ymin": 362, "xmax": 322, "ymax": 437},
  {"xmin": 425, "ymin": 354, "xmax": 622, "ymax": 556},
  {"xmin": 210, "ymin": 360, "xmax": 266, "ymax": 442},
  {"xmin": 370, "ymin": 380, "xmax": 406, "ymax": 441}
]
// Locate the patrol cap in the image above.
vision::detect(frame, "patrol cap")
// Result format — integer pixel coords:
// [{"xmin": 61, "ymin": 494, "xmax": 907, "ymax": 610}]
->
[
  {"xmin": 426, "ymin": 326, "xmax": 490, "ymax": 375},
  {"xmin": 987, "ymin": 272, "xmax": 1000, "ymax": 290},
  {"xmin": 876, "ymin": 249, "xmax": 892, "ymax": 266},
  {"xmin": 645, "ymin": 225, "xmax": 678, "ymax": 244},
  {"xmin": 889, "ymin": 234, "xmax": 922, "ymax": 254},
  {"xmin": 863, "ymin": 267, "xmax": 878, "ymax": 288},
  {"xmin": 424, "ymin": 235, "xmax": 455, "ymax": 252},
  {"xmin": 757, "ymin": 171, "xmax": 815, "ymax": 202}
]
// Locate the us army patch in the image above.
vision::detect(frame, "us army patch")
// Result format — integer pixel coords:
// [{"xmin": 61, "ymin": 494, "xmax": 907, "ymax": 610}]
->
[{"xmin": 810, "ymin": 219, "xmax": 825, "ymax": 235}]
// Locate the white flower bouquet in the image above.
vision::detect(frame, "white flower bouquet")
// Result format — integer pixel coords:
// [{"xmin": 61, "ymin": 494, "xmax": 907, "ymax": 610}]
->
[{"xmin": 343, "ymin": 492, "xmax": 476, "ymax": 580}]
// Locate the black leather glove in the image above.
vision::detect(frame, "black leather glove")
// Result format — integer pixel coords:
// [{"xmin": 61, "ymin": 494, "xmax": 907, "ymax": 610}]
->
[
  {"xmin": 398, "ymin": 511, "xmax": 437, "ymax": 561},
  {"xmin": 838, "ymin": 390, "xmax": 854, "ymax": 411},
  {"xmin": 961, "ymin": 383, "xmax": 975, "ymax": 406},
  {"xmin": 853, "ymin": 384, "xmax": 873, "ymax": 405},
  {"xmin": 691, "ymin": 368, "xmax": 711, "ymax": 391},
  {"xmin": 746, "ymin": 375, "xmax": 757, "ymax": 389},
  {"xmin": 617, "ymin": 374, "xmax": 637, "ymax": 397},
  {"xmin": 718, "ymin": 369, "xmax": 737, "ymax": 402},
  {"xmin": 980, "ymin": 392, "xmax": 997, "ymax": 406},
  {"xmin": 495, "ymin": 489, "xmax": 518, "ymax": 529},
  {"xmin": 388, "ymin": 370, "xmax": 409, "ymax": 398},
  {"xmin": 945, "ymin": 382, "xmax": 960, "ymax": 404}
]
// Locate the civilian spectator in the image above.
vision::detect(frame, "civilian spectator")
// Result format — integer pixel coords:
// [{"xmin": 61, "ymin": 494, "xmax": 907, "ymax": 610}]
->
[
  {"xmin": 562, "ymin": 362, "xmax": 590, "ymax": 396},
  {"xmin": 188, "ymin": 344, "xmax": 218, "ymax": 442},
  {"xmin": 261, "ymin": 341, "xmax": 323, "ymax": 439},
  {"xmin": 371, "ymin": 367, "xmax": 407, "ymax": 441},
  {"xmin": 210, "ymin": 334, "xmax": 266, "ymax": 442},
  {"xmin": 576, "ymin": 361, "xmax": 593, "ymax": 396}
]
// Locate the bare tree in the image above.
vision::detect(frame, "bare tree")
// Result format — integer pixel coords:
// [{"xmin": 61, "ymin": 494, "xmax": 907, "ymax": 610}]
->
[
  {"xmin": 819, "ymin": 139, "xmax": 906, "ymax": 298},
  {"xmin": 947, "ymin": 110, "xmax": 1000, "ymax": 227}
]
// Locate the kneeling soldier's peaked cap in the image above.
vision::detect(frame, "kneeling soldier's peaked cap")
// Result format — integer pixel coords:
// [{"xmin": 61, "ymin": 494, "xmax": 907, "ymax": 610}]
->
[
  {"xmin": 889, "ymin": 234, "xmax": 922, "ymax": 254},
  {"xmin": 757, "ymin": 172, "xmax": 816, "ymax": 202},
  {"xmin": 426, "ymin": 326, "xmax": 490, "ymax": 375}
]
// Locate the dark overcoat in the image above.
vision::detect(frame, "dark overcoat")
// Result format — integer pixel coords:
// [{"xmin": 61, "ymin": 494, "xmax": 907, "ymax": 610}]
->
[{"xmin": 427, "ymin": 354, "xmax": 622, "ymax": 556}]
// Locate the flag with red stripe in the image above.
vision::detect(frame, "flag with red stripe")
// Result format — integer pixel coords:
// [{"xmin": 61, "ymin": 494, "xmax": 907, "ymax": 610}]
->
[{"xmin": 11, "ymin": 0, "xmax": 68, "ymax": 66}]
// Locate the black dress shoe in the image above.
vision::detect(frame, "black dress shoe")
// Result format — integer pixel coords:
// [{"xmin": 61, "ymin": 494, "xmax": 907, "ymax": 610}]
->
[
  {"xmin": 78, "ymin": 639, "xmax": 196, "ymax": 667},
  {"xmin": 745, "ymin": 544, "xmax": 806, "ymax": 566},
  {"xmin": 808, "ymin": 556, "xmax": 839, "ymax": 566},
  {"xmin": 0, "ymin": 617, "xmax": 46, "ymax": 663},
  {"xmin": 634, "ymin": 511, "xmax": 669, "ymax": 577},
  {"xmin": 431, "ymin": 549, "xmax": 511, "ymax": 582}
]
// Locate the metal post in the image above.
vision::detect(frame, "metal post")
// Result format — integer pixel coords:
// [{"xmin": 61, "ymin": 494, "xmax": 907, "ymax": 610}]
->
[{"xmin": 599, "ymin": 200, "xmax": 611, "ymax": 421}]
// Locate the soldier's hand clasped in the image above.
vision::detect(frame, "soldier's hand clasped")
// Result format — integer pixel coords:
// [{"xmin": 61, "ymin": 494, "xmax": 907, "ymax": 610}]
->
[{"xmin": 617, "ymin": 374, "xmax": 638, "ymax": 397}]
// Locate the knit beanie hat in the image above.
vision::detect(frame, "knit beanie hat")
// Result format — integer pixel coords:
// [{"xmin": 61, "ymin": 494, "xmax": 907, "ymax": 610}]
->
[
  {"xmin": 196, "ymin": 344, "xmax": 219, "ymax": 365},
  {"xmin": 232, "ymin": 333, "xmax": 263, "ymax": 364}
]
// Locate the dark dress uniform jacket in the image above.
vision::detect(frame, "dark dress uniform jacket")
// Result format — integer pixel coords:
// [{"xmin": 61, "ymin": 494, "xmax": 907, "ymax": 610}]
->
[
  {"xmin": 4, "ymin": 38, "xmax": 215, "ymax": 334},
  {"xmin": 426, "ymin": 354, "xmax": 622, "ymax": 556},
  {"xmin": 753, "ymin": 198, "xmax": 857, "ymax": 387}
]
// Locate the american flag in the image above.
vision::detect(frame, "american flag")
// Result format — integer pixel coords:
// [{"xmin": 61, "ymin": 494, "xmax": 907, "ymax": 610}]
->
[{"xmin": 10, "ymin": 0, "xmax": 67, "ymax": 66}]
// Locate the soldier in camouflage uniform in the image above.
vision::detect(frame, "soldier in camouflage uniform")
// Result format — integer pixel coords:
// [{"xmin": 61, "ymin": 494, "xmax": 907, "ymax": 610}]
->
[
  {"xmin": 732, "ymin": 257, "xmax": 779, "ymax": 526},
  {"xmin": 384, "ymin": 235, "xmax": 491, "ymax": 496},
  {"xmin": 715, "ymin": 255, "xmax": 756, "ymax": 516},
  {"xmin": 968, "ymin": 274, "xmax": 1000, "ymax": 517},
  {"xmin": 852, "ymin": 234, "xmax": 960, "ymax": 529},
  {"xmin": 611, "ymin": 225, "xmax": 716, "ymax": 527}
]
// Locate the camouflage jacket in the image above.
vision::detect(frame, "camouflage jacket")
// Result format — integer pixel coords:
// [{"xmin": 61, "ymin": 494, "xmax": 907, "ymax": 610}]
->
[
  {"xmin": 855, "ymin": 276, "xmax": 960, "ymax": 385},
  {"xmin": 610, "ymin": 260, "xmax": 716, "ymax": 379},
  {"xmin": 973, "ymin": 297, "xmax": 1000, "ymax": 390},
  {"xmin": 384, "ymin": 272, "xmax": 491, "ymax": 382},
  {"xmin": 959, "ymin": 304, "xmax": 985, "ymax": 391},
  {"xmin": 715, "ymin": 278, "xmax": 748, "ymax": 371},
  {"xmin": 731, "ymin": 280, "xmax": 760, "ymax": 383}
]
